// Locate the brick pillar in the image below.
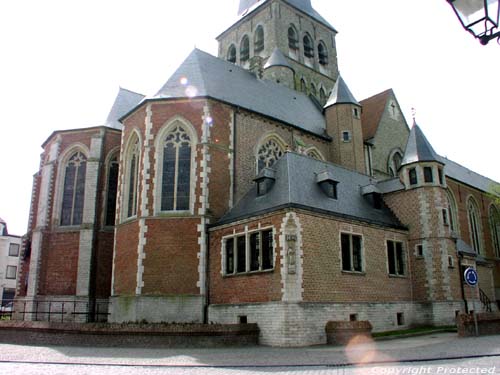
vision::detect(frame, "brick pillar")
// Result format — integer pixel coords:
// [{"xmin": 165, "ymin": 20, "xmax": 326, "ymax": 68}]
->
[
  {"xmin": 76, "ymin": 131, "xmax": 104, "ymax": 296},
  {"xmin": 27, "ymin": 137, "xmax": 61, "ymax": 298}
]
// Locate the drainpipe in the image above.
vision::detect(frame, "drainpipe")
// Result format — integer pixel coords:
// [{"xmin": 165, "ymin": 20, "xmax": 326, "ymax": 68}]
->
[{"xmin": 458, "ymin": 252, "xmax": 468, "ymax": 313}]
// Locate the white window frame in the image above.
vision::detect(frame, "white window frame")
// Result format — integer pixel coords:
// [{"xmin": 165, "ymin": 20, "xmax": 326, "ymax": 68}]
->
[
  {"xmin": 387, "ymin": 240, "xmax": 406, "ymax": 277},
  {"xmin": 5, "ymin": 265, "xmax": 17, "ymax": 280}
]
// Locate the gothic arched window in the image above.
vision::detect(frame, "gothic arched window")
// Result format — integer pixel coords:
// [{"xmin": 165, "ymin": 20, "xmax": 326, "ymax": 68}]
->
[
  {"xmin": 388, "ymin": 149, "xmax": 403, "ymax": 177},
  {"xmin": 288, "ymin": 26, "xmax": 298, "ymax": 50},
  {"xmin": 467, "ymin": 197, "xmax": 483, "ymax": 254},
  {"xmin": 320, "ymin": 87, "xmax": 327, "ymax": 105},
  {"xmin": 105, "ymin": 154, "xmax": 119, "ymax": 227},
  {"xmin": 489, "ymin": 205, "xmax": 500, "ymax": 257},
  {"xmin": 240, "ymin": 35, "xmax": 250, "ymax": 62},
  {"xmin": 447, "ymin": 189, "xmax": 459, "ymax": 233},
  {"xmin": 306, "ymin": 148, "xmax": 325, "ymax": 161},
  {"xmin": 125, "ymin": 134, "xmax": 140, "ymax": 219},
  {"xmin": 227, "ymin": 44, "xmax": 236, "ymax": 63},
  {"xmin": 61, "ymin": 151, "xmax": 87, "ymax": 226},
  {"xmin": 318, "ymin": 41, "xmax": 328, "ymax": 65},
  {"xmin": 310, "ymin": 83, "xmax": 317, "ymax": 97},
  {"xmin": 160, "ymin": 124, "xmax": 193, "ymax": 212},
  {"xmin": 300, "ymin": 78, "xmax": 307, "ymax": 93},
  {"xmin": 257, "ymin": 136, "xmax": 285, "ymax": 173},
  {"xmin": 303, "ymin": 34, "xmax": 314, "ymax": 58},
  {"xmin": 254, "ymin": 26, "xmax": 264, "ymax": 52}
]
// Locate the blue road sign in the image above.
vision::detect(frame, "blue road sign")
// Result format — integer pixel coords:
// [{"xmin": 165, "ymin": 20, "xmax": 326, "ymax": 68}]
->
[{"xmin": 464, "ymin": 267, "xmax": 478, "ymax": 287}]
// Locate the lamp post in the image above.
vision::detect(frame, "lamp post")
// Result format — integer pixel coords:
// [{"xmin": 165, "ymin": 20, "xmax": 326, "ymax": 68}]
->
[{"xmin": 447, "ymin": 0, "xmax": 500, "ymax": 44}]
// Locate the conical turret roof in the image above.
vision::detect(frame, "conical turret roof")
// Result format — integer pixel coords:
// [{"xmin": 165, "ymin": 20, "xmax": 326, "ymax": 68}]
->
[
  {"xmin": 264, "ymin": 48, "xmax": 293, "ymax": 70},
  {"xmin": 324, "ymin": 75, "xmax": 360, "ymax": 108},
  {"xmin": 402, "ymin": 123, "xmax": 442, "ymax": 166}
]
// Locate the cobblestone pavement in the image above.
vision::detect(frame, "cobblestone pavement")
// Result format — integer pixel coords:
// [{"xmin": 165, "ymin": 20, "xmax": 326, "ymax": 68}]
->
[{"xmin": 0, "ymin": 333, "xmax": 499, "ymax": 374}]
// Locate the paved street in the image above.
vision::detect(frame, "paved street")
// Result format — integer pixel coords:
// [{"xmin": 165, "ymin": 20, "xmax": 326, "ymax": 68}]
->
[{"xmin": 0, "ymin": 333, "xmax": 498, "ymax": 374}]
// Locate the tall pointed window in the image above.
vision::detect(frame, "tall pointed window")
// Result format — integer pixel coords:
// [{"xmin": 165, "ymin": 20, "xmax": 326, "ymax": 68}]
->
[
  {"xmin": 320, "ymin": 87, "xmax": 327, "ymax": 106},
  {"xmin": 61, "ymin": 152, "xmax": 87, "ymax": 226},
  {"xmin": 288, "ymin": 26, "xmax": 299, "ymax": 50},
  {"xmin": 467, "ymin": 197, "xmax": 483, "ymax": 254},
  {"xmin": 254, "ymin": 26, "xmax": 264, "ymax": 53},
  {"xmin": 489, "ymin": 206, "xmax": 500, "ymax": 258},
  {"xmin": 318, "ymin": 41, "xmax": 328, "ymax": 65},
  {"xmin": 447, "ymin": 189, "xmax": 459, "ymax": 233},
  {"xmin": 300, "ymin": 78, "xmax": 307, "ymax": 93},
  {"xmin": 257, "ymin": 136, "xmax": 285, "ymax": 173},
  {"xmin": 310, "ymin": 83, "xmax": 317, "ymax": 98},
  {"xmin": 105, "ymin": 155, "xmax": 119, "ymax": 227},
  {"xmin": 125, "ymin": 135, "xmax": 140, "ymax": 219},
  {"xmin": 227, "ymin": 44, "xmax": 236, "ymax": 63},
  {"xmin": 303, "ymin": 34, "xmax": 314, "ymax": 58},
  {"xmin": 388, "ymin": 150, "xmax": 403, "ymax": 177},
  {"xmin": 240, "ymin": 35, "xmax": 250, "ymax": 62},
  {"xmin": 160, "ymin": 124, "xmax": 192, "ymax": 212}
]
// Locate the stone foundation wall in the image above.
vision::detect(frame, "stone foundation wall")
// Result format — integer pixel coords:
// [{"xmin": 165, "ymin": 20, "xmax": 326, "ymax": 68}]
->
[
  {"xmin": 457, "ymin": 313, "xmax": 500, "ymax": 337},
  {"xmin": 209, "ymin": 300, "xmax": 465, "ymax": 346}
]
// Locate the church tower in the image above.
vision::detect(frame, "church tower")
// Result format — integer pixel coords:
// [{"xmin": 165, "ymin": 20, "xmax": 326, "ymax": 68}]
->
[{"xmin": 217, "ymin": 0, "xmax": 339, "ymax": 103}]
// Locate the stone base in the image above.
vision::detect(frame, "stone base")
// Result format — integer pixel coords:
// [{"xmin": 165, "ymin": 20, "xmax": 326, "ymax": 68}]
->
[
  {"xmin": 457, "ymin": 312, "xmax": 500, "ymax": 337},
  {"xmin": 110, "ymin": 295, "xmax": 204, "ymax": 323},
  {"xmin": 209, "ymin": 300, "xmax": 465, "ymax": 347},
  {"xmin": 325, "ymin": 321, "xmax": 373, "ymax": 346}
]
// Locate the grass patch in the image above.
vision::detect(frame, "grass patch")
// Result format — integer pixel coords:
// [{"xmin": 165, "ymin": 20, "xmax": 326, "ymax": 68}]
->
[{"xmin": 373, "ymin": 325, "xmax": 456, "ymax": 338}]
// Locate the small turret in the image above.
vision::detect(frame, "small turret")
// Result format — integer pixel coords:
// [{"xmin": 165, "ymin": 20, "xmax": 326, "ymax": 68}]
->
[
  {"xmin": 324, "ymin": 76, "xmax": 365, "ymax": 173},
  {"xmin": 263, "ymin": 48, "xmax": 295, "ymax": 89},
  {"xmin": 400, "ymin": 123, "xmax": 445, "ymax": 190}
]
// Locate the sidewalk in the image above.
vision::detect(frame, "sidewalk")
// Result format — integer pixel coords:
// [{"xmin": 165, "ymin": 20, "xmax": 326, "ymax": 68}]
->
[{"xmin": 0, "ymin": 332, "xmax": 499, "ymax": 367}]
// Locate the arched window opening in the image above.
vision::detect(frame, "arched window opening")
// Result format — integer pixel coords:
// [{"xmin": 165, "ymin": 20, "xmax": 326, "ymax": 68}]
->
[
  {"xmin": 288, "ymin": 26, "xmax": 299, "ymax": 50},
  {"xmin": 61, "ymin": 151, "xmax": 87, "ymax": 226},
  {"xmin": 126, "ymin": 136, "xmax": 140, "ymax": 219},
  {"xmin": 105, "ymin": 155, "xmax": 119, "ymax": 227},
  {"xmin": 300, "ymin": 78, "xmax": 307, "ymax": 93},
  {"xmin": 447, "ymin": 190, "xmax": 459, "ymax": 233},
  {"xmin": 303, "ymin": 34, "xmax": 314, "ymax": 58},
  {"xmin": 227, "ymin": 45, "xmax": 236, "ymax": 63},
  {"xmin": 310, "ymin": 83, "xmax": 317, "ymax": 97},
  {"xmin": 254, "ymin": 26, "xmax": 264, "ymax": 52},
  {"xmin": 490, "ymin": 206, "xmax": 500, "ymax": 257},
  {"xmin": 318, "ymin": 41, "xmax": 328, "ymax": 65},
  {"xmin": 306, "ymin": 148, "xmax": 324, "ymax": 161},
  {"xmin": 388, "ymin": 150, "xmax": 403, "ymax": 177},
  {"xmin": 320, "ymin": 88, "xmax": 327, "ymax": 105},
  {"xmin": 240, "ymin": 36, "xmax": 250, "ymax": 62},
  {"xmin": 467, "ymin": 198, "xmax": 483, "ymax": 254},
  {"xmin": 257, "ymin": 137, "xmax": 285, "ymax": 173},
  {"xmin": 160, "ymin": 124, "xmax": 192, "ymax": 211}
]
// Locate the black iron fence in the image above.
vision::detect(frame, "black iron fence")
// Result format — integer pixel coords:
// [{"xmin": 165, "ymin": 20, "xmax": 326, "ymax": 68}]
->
[{"xmin": 0, "ymin": 299, "xmax": 110, "ymax": 323}]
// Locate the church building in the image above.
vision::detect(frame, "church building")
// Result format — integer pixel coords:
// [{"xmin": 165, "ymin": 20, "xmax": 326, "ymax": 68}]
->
[{"xmin": 15, "ymin": 0, "xmax": 500, "ymax": 346}]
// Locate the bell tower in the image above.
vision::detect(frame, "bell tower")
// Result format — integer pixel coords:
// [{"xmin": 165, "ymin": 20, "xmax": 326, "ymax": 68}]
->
[{"xmin": 217, "ymin": 0, "xmax": 339, "ymax": 101}]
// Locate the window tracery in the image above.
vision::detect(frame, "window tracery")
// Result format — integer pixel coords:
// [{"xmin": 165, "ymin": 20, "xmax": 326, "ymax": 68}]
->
[
  {"xmin": 61, "ymin": 151, "xmax": 87, "ymax": 226},
  {"xmin": 257, "ymin": 137, "xmax": 285, "ymax": 172},
  {"xmin": 467, "ymin": 197, "xmax": 483, "ymax": 254}
]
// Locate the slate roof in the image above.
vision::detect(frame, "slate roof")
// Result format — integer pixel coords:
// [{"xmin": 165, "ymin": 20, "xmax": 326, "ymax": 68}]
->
[
  {"xmin": 153, "ymin": 48, "xmax": 327, "ymax": 138},
  {"xmin": 0, "ymin": 217, "xmax": 5, "ymax": 224},
  {"xmin": 359, "ymin": 89, "xmax": 392, "ymax": 141},
  {"xmin": 106, "ymin": 88, "xmax": 145, "ymax": 129},
  {"xmin": 401, "ymin": 123, "xmax": 442, "ymax": 166},
  {"xmin": 237, "ymin": 0, "xmax": 336, "ymax": 31},
  {"xmin": 324, "ymin": 75, "xmax": 359, "ymax": 108},
  {"xmin": 439, "ymin": 156, "xmax": 498, "ymax": 193},
  {"xmin": 217, "ymin": 152, "xmax": 405, "ymax": 229},
  {"xmin": 264, "ymin": 48, "xmax": 293, "ymax": 70}
]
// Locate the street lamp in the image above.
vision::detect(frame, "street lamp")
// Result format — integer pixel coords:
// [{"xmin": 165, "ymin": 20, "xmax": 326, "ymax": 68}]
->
[{"xmin": 447, "ymin": 0, "xmax": 500, "ymax": 44}]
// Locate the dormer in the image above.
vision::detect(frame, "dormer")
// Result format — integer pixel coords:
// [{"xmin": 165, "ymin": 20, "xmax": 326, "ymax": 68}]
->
[
  {"xmin": 316, "ymin": 170, "xmax": 338, "ymax": 199},
  {"xmin": 361, "ymin": 184, "xmax": 383, "ymax": 209},
  {"xmin": 254, "ymin": 167, "xmax": 276, "ymax": 196}
]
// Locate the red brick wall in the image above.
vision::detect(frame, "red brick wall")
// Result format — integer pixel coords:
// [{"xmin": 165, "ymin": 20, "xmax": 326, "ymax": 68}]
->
[
  {"xmin": 141, "ymin": 218, "xmax": 200, "ymax": 295},
  {"xmin": 298, "ymin": 212, "xmax": 412, "ymax": 303},
  {"xmin": 94, "ymin": 231, "xmax": 115, "ymax": 298},
  {"xmin": 113, "ymin": 221, "xmax": 140, "ymax": 295},
  {"xmin": 209, "ymin": 214, "xmax": 284, "ymax": 304},
  {"xmin": 38, "ymin": 231, "xmax": 80, "ymax": 295}
]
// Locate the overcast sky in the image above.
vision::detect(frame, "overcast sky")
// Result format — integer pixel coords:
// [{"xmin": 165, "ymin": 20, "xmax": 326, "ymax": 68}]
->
[{"xmin": 0, "ymin": 0, "xmax": 499, "ymax": 235}]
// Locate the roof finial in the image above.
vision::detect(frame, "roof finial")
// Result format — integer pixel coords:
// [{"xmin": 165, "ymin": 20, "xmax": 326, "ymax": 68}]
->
[{"xmin": 411, "ymin": 107, "xmax": 417, "ymax": 125}]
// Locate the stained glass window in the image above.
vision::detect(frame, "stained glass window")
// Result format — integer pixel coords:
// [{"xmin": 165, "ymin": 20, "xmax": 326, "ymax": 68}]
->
[{"xmin": 61, "ymin": 152, "xmax": 87, "ymax": 226}]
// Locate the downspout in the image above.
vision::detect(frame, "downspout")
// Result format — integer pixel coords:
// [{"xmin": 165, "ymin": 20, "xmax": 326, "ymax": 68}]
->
[{"xmin": 458, "ymin": 252, "xmax": 468, "ymax": 313}]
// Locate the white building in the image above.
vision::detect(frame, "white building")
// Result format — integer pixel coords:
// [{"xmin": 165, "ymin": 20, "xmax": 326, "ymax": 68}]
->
[{"xmin": 0, "ymin": 218, "xmax": 21, "ymax": 306}]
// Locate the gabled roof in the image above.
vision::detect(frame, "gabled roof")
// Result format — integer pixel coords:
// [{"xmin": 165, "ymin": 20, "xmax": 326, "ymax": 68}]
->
[
  {"xmin": 217, "ymin": 152, "xmax": 405, "ymax": 229},
  {"xmin": 264, "ymin": 48, "xmax": 293, "ymax": 70},
  {"xmin": 153, "ymin": 49, "xmax": 328, "ymax": 138},
  {"xmin": 324, "ymin": 75, "xmax": 359, "ymax": 108},
  {"xmin": 402, "ymin": 123, "xmax": 442, "ymax": 166},
  {"xmin": 105, "ymin": 87, "xmax": 145, "ymax": 129},
  {"xmin": 0, "ymin": 217, "xmax": 5, "ymax": 225},
  {"xmin": 237, "ymin": 0, "xmax": 336, "ymax": 32},
  {"xmin": 359, "ymin": 89, "xmax": 393, "ymax": 141}
]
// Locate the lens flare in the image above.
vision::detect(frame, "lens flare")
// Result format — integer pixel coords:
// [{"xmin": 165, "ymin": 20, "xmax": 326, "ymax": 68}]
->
[
  {"xmin": 205, "ymin": 116, "xmax": 213, "ymax": 126},
  {"xmin": 180, "ymin": 76, "xmax": 188, "ymax": 85},
  {"xmin": 185, "ymin": 85, "xmax": 198, "ymax": 98}
]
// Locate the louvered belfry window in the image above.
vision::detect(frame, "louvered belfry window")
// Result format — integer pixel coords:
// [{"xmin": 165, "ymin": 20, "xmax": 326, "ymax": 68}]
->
[
  {"xmin": 161, "ymin": 125, "xmax": 192, "ymax": 211},
  {"xmin": 61, "ymin": 152, "xmax": 87, "ymax": 226}
]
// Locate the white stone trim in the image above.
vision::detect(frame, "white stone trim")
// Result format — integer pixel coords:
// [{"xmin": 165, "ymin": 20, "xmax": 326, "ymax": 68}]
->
[
  {"xmin": 279, "ymin": 212, "xmax": 303, "ymax": 302},
  {"xmin": 135, "ymin": 218, "xmax": 147, "ymax": 295},
  {"xmin": 120, "ymin": 129, "xmax": 142, "ymax": 222}
]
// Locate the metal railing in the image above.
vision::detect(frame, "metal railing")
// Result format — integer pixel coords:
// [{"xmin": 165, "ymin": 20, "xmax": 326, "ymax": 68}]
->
[
  {"xmin": 479, "ymin": 288, "xmax": 492, "ymax": 313},
  {"xmin": 0, "ymin": 299, "xmax": 110, "ymax": 323}
]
